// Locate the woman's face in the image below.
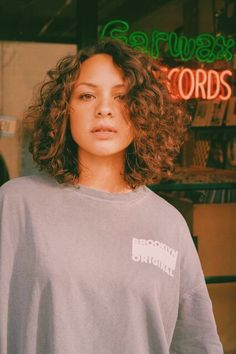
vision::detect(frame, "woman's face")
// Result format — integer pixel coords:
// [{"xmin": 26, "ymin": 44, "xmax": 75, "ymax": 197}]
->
[{"xmin": 69, "ymin": 54, "xmax": 134, "ymax": 161}]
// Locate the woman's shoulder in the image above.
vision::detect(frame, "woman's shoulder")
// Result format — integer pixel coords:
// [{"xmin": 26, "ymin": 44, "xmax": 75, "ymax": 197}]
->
[
  {"xmin": 0, "ymin": 174, "xmax": 57, "ymax": 198},
  {"xmin": 144, "ymin": 186, "xmax": 186, "ymax": 225}
]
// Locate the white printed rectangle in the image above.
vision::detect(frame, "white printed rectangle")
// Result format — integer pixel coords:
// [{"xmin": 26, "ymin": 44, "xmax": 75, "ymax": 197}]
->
[{"xmin": 132, "ymin": 238, "xmax": 178, "ymax": 277}]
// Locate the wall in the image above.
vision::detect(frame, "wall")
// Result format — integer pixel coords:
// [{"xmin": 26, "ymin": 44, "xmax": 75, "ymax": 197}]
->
[
  {"xmin": 0, "ymin": 41, "xmax": 76, "ymax": 178},
  {"xmin": 193, "ymin": 203, "xmax": 236, "ymax": 354},
  {"xmin": 131, "ymin": 0, "xmax": 183, "ymax": 33}
]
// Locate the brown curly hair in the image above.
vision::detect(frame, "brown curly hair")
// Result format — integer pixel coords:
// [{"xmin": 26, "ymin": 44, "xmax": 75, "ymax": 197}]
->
[{"xmin": 24, "ymin": 38, "xmax": 190, "ymax": 188}]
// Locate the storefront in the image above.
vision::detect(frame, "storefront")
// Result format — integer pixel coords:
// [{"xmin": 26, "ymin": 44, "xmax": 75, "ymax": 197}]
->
[{"xmin": 0, "ymin": 1, "xmax": 235, "ymax": 352}]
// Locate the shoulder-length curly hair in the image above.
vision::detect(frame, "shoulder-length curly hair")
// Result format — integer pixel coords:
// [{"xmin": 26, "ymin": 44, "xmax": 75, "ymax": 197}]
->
[{"xmin": 25, "ymin": 38, "xmax": 190, "ymax": 188}]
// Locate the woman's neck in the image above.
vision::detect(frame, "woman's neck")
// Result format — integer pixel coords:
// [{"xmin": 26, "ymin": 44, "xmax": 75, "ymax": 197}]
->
[{"xmin": 77, "ymin": 151, "xmax": 131, "ymax": 193}]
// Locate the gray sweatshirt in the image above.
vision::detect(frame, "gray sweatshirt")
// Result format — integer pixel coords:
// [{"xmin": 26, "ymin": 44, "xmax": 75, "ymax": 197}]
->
[{"xmin": 0, "ymin": 174, "xmax": 223, "ymax": 354}]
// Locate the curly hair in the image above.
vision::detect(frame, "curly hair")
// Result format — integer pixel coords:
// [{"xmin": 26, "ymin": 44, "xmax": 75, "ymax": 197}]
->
[{"xmin": 24, "ymin": 38, "xmax": 191, "ymax": 188}]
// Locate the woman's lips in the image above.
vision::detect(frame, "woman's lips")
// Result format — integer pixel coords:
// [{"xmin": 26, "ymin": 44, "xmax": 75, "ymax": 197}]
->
[{"xmin": 91, "ymin": 130, "xmax": 117, "ymax": 139}]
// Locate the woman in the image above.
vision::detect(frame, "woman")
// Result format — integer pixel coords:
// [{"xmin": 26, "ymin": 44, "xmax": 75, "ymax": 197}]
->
[{"xmin": 0, "ymin": 39, "xmax": 223, "ymax": 353}]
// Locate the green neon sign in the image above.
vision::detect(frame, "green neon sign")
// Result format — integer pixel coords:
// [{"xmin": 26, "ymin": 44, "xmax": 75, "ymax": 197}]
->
[{"xmin": 99, "ymin": 20, "xmax": 235, "ymax": 63}]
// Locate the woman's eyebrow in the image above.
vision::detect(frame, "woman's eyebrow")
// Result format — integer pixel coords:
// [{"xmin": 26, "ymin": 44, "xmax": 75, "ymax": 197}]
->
[
  {"xmin": 112, "ymin": 84, "xmax": 126, "ymax": 89},
  {"xmin": 76, "ymin": 82, "xmax": 97, "ymax": 88},
  {"xmin": 75, "ymin": 82, "xmax": 125, "ymax": 89}
]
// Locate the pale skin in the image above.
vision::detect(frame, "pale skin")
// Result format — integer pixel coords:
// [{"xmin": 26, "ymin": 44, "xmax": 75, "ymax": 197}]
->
[{"xmin": 69, "ymin": 54, "xmax": 135, "ymax": 193}]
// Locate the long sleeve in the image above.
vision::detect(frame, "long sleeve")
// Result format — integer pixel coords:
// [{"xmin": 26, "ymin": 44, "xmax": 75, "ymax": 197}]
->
[
  {"xmin": 170, "ymin": 283, "xmax": 223, "ymax": 353},
  {"xmin": 0, "ymin": 176, "xmax": 225, "ymax": 354},
  {"xmin": 0, "ymin": 184, "xmax": 23, "ymax": 353},
  {"xmin": 170, "ymin": 220, "xmax": 223, "ymax": 354}
]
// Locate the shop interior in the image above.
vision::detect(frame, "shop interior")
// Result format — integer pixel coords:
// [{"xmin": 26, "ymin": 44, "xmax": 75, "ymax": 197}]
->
[{"xmin": 0, "ymin": 0, "xmax": 236, "ymax": 352}]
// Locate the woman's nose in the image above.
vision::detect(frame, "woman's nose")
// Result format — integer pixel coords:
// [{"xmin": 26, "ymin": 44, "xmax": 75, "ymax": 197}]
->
[{"xmin": 95, "ymin": 98, "xmax": 114, "ymax": 118}]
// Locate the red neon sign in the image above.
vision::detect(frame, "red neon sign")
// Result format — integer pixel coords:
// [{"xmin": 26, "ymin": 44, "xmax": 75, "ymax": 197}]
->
[{"xmin": 167, "ymin": 68, "xmax": 232, "ymax": 100}]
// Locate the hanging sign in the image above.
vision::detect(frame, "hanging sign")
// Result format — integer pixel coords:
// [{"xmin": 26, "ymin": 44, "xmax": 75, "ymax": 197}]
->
[{"xmin": 0, "ymin": 116, "xmax": 17, "ymax": 137}]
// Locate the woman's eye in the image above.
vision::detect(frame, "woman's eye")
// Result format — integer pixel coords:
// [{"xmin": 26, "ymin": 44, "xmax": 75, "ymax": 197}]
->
[
  {"xmin": 79, "ymin": 93, "xmax": 95, "ymax": 101},
  {"xmin": 115, "ymin": 94, "xmax": 126, "ymax": 101}
]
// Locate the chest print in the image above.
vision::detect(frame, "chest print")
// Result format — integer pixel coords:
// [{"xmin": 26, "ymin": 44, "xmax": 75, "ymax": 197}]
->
[{"xmin": 131, "ymin": 238, "xmax": 178, "ymax": 277}]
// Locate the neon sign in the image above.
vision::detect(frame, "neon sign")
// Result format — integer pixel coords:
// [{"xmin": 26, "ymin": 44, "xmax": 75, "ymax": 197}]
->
[
  {"xmin": 100, "ymin": 20, "xmax": 235, "ymax": 63},
  {"xmin": 166, "ymin": 68, "xmax": 232, "ymax": 100}
]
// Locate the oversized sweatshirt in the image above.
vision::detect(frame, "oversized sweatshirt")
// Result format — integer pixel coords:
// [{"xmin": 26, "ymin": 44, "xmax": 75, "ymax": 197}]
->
[{"xmin": 0, "ymin": 174, "xmax": 223, "ymax": 354}]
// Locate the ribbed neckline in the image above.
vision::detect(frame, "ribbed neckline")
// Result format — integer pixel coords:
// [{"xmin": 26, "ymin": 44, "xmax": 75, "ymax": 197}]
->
[
  {"xmin": 71, "ymin": 183, "xmax": 149, "ymax": 202},
  {"xmin": 36, "ymin": 173, "xmax": 149, "ymax": 203}
]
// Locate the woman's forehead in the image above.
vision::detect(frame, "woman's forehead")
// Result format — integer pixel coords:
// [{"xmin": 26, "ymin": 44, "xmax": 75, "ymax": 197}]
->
[{"xmin": 75, "ymin": 53, "xmax": 126, "ymax": 87}]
